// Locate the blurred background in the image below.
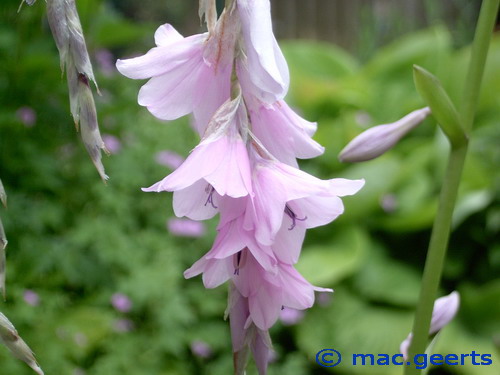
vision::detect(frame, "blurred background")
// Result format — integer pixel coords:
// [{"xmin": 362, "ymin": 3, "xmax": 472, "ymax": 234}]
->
[{"xmin": 0, "ymin": 0, "xmax": 499, "ymax": 374}]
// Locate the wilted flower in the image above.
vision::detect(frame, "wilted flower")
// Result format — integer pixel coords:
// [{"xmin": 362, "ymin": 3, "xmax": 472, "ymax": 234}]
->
[
  {"xmin": 339, "ymin": 107, "xmax": 431, "ymax": 163},
  {"xmin": 23, "ymin": 290, "xmax": 40, "ymax": 306},
  {"xmin": 167, "ymin": 218, "xmax": 206, "ymax": 238},
  {"xmin": 16, "ymin": 107, "xmax": 36, "ymax": 127},
  {"xmin": 111, "ymin": 293, "xmax": 132, "ymax": 313},
  {"xmin": 190, "ymin": 340, "xmax": 213, "ymax": 358},
  {"xmin": 46, "ymin": 0, "xmax": 109, "ymax": 180},
  {"xmin": 400, "ymin": 291, "xmax": 460, "ymax": 358},
  {"xmin": 0, "ymin": 312, "xmax": 44, "ymax": 375}
]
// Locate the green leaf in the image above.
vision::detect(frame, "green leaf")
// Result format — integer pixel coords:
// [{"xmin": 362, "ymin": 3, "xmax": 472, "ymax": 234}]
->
[
  {"xmin": 353, "ymin": 245, "xmax": 422, "ymax": 307},
  {"xmin": 413, "ymin": 65, "xmax": 467, "ymax": 147},
  {"xmin": 296, "ymin": 227, "xmax": 368, "ymax": 286},
  {"xmin": 296, "ymin": 289, "xmax": 413, "ymax": 374}
]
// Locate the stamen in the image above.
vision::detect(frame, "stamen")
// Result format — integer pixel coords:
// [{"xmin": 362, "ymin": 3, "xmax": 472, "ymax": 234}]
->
[
  {"xmin": 233, "ymin": 249, "xmax": 248, "ymax": 275},
  {"xmin": 204, "ymin": 184, "xmax": 218, "ymax": 209},
  {"xmin": 284, "ymin": 204, "xmax": 307, "ymax": 230}
]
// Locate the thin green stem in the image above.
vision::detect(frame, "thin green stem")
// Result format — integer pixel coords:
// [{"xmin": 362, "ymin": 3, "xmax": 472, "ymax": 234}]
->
[{"xmin": 404, "ymin": 1, "xmax": 499, "ymax": 374}]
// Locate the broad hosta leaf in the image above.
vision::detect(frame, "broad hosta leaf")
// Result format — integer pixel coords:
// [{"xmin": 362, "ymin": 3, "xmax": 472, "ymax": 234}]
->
[
  {"xmin": 297, "ymin": 227, "xmax": 368, "ymax": 286},
  {"xmin": 353, "ymin": 245, "xmax": 421, "ymax": 307},
  {"xmin": 296, "ymin": 289, "xmax": 413, "ymax": 375}
]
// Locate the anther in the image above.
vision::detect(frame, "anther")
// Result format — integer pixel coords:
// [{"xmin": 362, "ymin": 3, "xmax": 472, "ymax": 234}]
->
[{"xmin": 284, "ymin": 204, "xmax": 307, "ymax": 230}]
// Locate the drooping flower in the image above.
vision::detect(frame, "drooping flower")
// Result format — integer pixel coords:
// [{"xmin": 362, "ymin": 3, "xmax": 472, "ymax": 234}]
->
[
  {"xmin": 400, "ymin": 291, "xmax": 460, "ymax": 358},
  {"xmin": 143, "ymin": 97, "xmax": 253, "ymax": 219},
  {"xmin": 116, "ymin": 13, "xmax": 238, "ymax": 135}
]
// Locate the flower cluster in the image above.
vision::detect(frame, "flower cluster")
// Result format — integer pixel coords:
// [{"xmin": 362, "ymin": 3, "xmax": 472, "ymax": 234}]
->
[{"xmin": 117, "ymin": 0, "xmax": 363, "ymax": 372}]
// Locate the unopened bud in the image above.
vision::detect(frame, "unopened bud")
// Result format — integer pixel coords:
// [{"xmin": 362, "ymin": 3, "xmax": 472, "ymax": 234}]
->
[
  {"xmin": 0, "ymin": 313, "xmax": 44, "ymax": 375},
  {"xmin": 339, "ymin": 107, "xmax": 431, "ymax": 163},
  {"xmin": 400, "ymin": 291, "xmax": 460, "ymax": 359}
]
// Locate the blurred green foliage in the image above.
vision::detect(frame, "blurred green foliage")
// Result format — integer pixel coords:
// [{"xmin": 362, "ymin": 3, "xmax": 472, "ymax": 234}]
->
[{"xmin": 0, "ymin": 1, "xmax": 498, "ymax": 374}]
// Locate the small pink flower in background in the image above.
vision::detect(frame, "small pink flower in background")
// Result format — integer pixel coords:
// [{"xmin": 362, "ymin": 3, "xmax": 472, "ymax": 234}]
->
[
  {"xmin": 155, "ymin": 150, "xmax": 184, "ymax": 169},
  {"xmin": 316, "ymin": 292, "xmax": 332, "ymax": 307},
  {"xmin": 73, "ymin": 368, "xmax": 86, "ymax": 375},
  {"xmin": 111, "ymin": 293, "xmax": 132, "ymax": 313},
  {"xmin": 23, "ymin": 289, "xmax": 40, "ymax": 306},
  {"xmin": 95, "ymin": 49, "xmax": 115, "ymax": 76},
  {"xmin": 102, "ymin": 134, "xmax": 121, "ymax": 154},
  {"xmin": 279, "ymin": 307, "xmax": 305, "ymax": 326},
  {"xmin": 190, "ymin": 340, "xmax": 212, "ymax": 358},
  {"xmin": 16, "ymin": 106, "xmax": 36, "ymax": 127},
  {"xmin": 113, "ymin": 318, "xmax": 135, "ymax": 333},
  {"xmin": 167, "ymin": 218, "xmax": 206, "ymax": 238}
]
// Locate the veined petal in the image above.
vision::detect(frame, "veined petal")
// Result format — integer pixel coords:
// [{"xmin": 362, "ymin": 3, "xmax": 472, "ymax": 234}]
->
[
  {"xmin": 116, "ymin": 33, "xmax": 206, "ymax": 80},
  {"xmin": 154, "ymin": 23, "xmax": 184, "ymax": 46},
  {"xmin": 248, "ymin": 282, "xmax": 282, "ymax": 330},
  {"xmin": 272, "ymin": 216, "xmax": 306, "ymax": 264},
  {"xmin": 250, "ymin": 100, "xmax": 324, "ymax": 165},
  {"xmin": 142, "ymin": 136, "xmax": 227, "ymax": 193},
  {"xmin": 138, "ymin": 57, "xmax": 211, "ymax": 121},
  {"xmin": 236, "ymin": 0, "xmax": 289, "ymax": 102},
  {"xmin": 288, "ymin": 195, "xmax": 344, "ymax": 229},
  {"xmin": 172, "ymin": 180, "xmax": 219, "ymax": 220}
]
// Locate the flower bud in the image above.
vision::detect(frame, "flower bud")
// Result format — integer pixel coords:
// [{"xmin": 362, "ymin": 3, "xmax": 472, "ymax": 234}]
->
[
  {"xmin": 400, "ymin": 291, "xmax": 460, "ymax": 359},
  {"xmin": 0, "ymin": 313, "xmax": 44, "ymax": 375},
  {"xmin": 339, "ymin": 107, "xmax": 431, "ymax": 163}
]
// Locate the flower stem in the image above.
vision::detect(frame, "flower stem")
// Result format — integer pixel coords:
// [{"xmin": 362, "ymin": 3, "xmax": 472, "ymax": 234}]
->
[{"xmin": 404, "ymin": 1, "xmax": 499, "ymax": 374}]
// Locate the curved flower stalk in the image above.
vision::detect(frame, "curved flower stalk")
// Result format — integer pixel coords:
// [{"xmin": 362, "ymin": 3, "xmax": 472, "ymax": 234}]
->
[
  {"xmin": 46, "ymin": 0, "xmax": 109, "ymax": 180},
  {"xmin": 118, "ymin": 0, "xmax": 364, "ymax": 372}
]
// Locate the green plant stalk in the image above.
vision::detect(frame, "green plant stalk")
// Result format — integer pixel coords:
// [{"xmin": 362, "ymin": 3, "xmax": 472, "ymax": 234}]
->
[{"xmin": 404, "ymin": 1, "xmax": 499, "ymax": 374}]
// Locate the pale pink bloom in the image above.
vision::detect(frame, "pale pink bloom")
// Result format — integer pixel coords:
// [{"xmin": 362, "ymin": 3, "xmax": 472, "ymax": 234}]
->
[
  {"xmin": 102, "ymin": 134, "xmax": 121, "ymax": 154},
  {"xmin": 245, "ymin": 98, "xmax": 324, "ymax": 166},
  {"xmin": 167, "ymin": 218, "xmax": 206, "ymax": 238},
  {"xmin": 190, "ymin": 340, "xmax": 212, "ymax": 358},
  {"xmin": 244, "ymin": 149, "xmax": 364, "ymax": 246},
  {"xmin": 186, "ymin": 248, "xmax": 330, "ymax": 330},
  {"xmin": 236, "ymin": 0, "xmax": 289, "ymax": 103},
  {"xmin": 16, "ymin": 106, "xmax": 36, "ymax": 127},
  {"xmin": 279, "ymin": 307, "xmax": 305, "ymax": 326},
  {"xmin": 111, "ymin": 293, "xmax": 132, "ymax": 313},
  {"xmin": 143, "ymin": 98, "xmax": 253, "ymax": 219},
  {"xmin": 339, "ymin": 107, "xmax": 431, "ymax": 162},
  {"xmin": 155, "ymin": 150, "xmax": 184, "ymax": 169},
  {"xmin": 400, "ymin": 291, "xmax": 460, "ymax": 358},
  {"xmin": 23, "ymin": 290, "xmax": 40, "ymax": 306},
  {"xmin": 116, "ymin": 15, "xmax": 238, "ymax": 135}
]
